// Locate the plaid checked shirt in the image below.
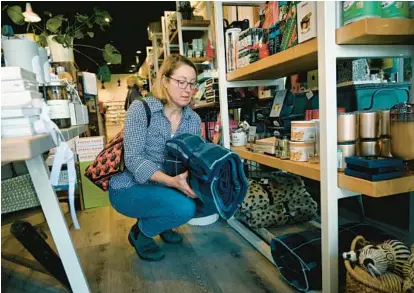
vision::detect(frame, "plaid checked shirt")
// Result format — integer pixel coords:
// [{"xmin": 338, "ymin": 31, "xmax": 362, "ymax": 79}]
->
[{"xmin": 110, "ymin": 97, "xmax": 202, "ymax": 190}]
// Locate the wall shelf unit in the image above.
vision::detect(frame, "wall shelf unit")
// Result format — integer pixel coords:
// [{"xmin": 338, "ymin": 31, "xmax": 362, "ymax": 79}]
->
[
  {"xmin": 227, "ymin": 38, "xmax": 318, "ymax": 81},
  {"xmin": 214, "ymin": 2, "xmax": 414, "ymax": 293},
  {"xmin": 233, "ymin": 147, "xmax": 414, "ymax": 198},
  {"xmin": 336, "ymin": 18, "xmax": 414, "ymax": 45}
]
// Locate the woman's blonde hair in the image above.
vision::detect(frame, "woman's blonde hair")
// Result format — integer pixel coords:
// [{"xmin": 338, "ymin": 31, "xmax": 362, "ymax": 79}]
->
[
  {"xmin": 127, "ymin": 75, "xmax": 144, "ymax": 88},
  {"xmin": 152, "ymin": 54, "xmax": 197, "ymax": 104}
]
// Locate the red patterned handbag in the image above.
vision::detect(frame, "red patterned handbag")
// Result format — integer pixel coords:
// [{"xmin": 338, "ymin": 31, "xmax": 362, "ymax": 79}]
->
[{"xmin": 84, "ymin": 100, "xmax": 151, "ymax": 191}]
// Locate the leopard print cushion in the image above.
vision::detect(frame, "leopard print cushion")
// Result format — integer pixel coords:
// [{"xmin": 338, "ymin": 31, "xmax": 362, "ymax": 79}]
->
[
  {"xmin": 240, "ymin": 179, "xmax": 271, "ymax": 213},
  {"xmin": 237, "ymin": 172, "xmax": 318, "ymax": 229}
]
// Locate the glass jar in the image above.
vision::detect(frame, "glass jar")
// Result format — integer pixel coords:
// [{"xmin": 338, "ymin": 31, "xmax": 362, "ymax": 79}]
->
[
  {"xmin": 45, "ymin": 81, "xmax": 71, "ymax": 129},
  {"xmin": 390, "ymin": 103, "xmax": 414, "ymax": 161}
]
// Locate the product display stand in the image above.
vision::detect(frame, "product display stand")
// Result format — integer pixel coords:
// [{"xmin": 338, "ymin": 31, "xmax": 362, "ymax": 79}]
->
[
  {"xmin": 151, "ymin": 33, "xmax": 164, "ymax": 75},
  {"xmin": 162, "ymin": 3, "xmax": 214, "ymax": 67},
  {"xmin": 1, "ymin": 125, "xmax": 91, "ymax": 293},
  {"xmin": 214, "ymin": 2, "xmax": 414, "ymax": 293},
  {"xmin": 163, "ymin": 11, "xmax": 180, "ymax": 56},
  {"xmin": 146, "ymin": 46, "xmax": 154, "ymax": 91}
]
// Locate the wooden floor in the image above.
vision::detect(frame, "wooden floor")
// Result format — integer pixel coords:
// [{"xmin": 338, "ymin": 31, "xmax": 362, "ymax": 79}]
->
[{"xmin": 2, "ymin": 206, "xmax": 295, "ymax": 293}]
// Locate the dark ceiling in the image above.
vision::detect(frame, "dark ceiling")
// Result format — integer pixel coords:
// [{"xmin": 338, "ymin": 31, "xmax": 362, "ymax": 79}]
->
[{"xmin": 1, "ymin": 1, "xmax": 176, "ymax": 74}]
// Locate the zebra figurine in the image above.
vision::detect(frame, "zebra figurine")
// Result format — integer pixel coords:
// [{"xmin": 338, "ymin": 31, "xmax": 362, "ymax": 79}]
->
[
  {"xmin": 358, "ymin": 240, "xmax": 410, "ymax": 278},
  {"xmin": 379, "ymin": 240, "xmax": 411, "ymax": 277}
]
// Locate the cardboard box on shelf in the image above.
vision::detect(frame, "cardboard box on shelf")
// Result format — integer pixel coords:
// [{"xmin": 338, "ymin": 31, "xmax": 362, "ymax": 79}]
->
[
  {"xmin": 280, "ymin": 2, "xmax": 298, "ymax": 51},
  {"xmin": 78, "ymin": 153, "xmax": 102, "ymax": 162},
  {"xmin": 75, "ymin": 136, "xmax": 105, "ymax": 148},
  {"xmin": 297, "ymin": 1, "xmax": 317, "ymax": 44},
  {"xmin": 76, "ymin": 145, "xmax": 104, "ymax": 155},
  {"xmin": 307, "ymin": 69, "xmax": 318, "ymax": 89}
]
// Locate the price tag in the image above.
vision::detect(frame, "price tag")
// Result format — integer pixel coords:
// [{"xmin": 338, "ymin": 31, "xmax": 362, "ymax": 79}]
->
[{"xmin": 260, "ymin": 178, "xmax": 269, "ymax": 185}]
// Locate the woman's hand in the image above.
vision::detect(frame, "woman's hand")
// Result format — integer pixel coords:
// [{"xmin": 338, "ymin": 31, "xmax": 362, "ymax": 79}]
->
[
  {"xmin": 151, "ymin": 170, "xmax": 197, "ymax": 198},
  {"xmin": 171, "ymin": 171, "xmax": 197, "ymax": 199}
]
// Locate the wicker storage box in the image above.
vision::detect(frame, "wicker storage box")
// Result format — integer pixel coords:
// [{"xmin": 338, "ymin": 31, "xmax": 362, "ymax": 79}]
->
[{"xmin": 1, "ymin": 174, "xmax": 40, "ymax": 214}]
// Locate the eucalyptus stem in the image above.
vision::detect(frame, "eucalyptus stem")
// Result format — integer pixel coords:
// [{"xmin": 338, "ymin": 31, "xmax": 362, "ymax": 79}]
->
[
  {"xmin": 72, "ymin": 16, "xmax": 95, "ymax": 35},
  {"xmin": 33, "ymin": 23, "xmax": 44, "ymax": 32},
  {"xmin": 73, "ymin": 48, "xmax": 99, "ymax": 67}
]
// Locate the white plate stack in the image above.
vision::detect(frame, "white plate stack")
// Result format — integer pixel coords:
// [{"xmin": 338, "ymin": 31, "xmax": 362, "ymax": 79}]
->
[{"xmin": 1, "ymin": 67, "xmax": 44, "ymax": 138}]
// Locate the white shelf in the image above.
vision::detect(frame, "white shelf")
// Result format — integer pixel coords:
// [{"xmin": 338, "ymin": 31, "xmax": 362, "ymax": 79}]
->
[
  {"xmin": 1, "ymin": 125, "xmax": 88, "ymax": 162},
  {"xmin": 233, "ymin": 147, "xmax": 414, "ymax": 198},
  {"xmin": 222, "ymin": 1, "xmax": 265, "ymax": 6},
  {"xmin": 214, "ymin": 1, "xmax": 414, "ymax": 293}
]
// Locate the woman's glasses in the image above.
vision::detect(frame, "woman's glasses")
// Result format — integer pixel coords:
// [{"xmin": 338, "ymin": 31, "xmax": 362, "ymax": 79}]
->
[{"xmin": 167, "ymin": 76, "xmax": 199, "ymax": 90}]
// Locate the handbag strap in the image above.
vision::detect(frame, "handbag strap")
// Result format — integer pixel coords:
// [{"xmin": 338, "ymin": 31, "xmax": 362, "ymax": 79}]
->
[{"xmin": 141, "ymin": 99, "xmax": 151, "ymax": 128}]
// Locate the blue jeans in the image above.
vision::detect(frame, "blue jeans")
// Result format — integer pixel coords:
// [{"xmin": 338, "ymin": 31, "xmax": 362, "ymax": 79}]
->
[{"xmin": 109, "ymin": 184, "xmax": 196, "ymax": 237}]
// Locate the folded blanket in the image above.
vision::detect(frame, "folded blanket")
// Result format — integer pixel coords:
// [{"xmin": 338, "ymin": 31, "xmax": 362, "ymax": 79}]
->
[
  {"xmin": 270, "ymin": 223, "xmax": 393, "ymax": 292},
  {"xmin": 166, "ymin": 134, "xmax": 248, "ymax": 220}
]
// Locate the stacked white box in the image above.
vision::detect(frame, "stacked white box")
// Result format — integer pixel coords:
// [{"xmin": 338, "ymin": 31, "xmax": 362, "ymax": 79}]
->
[
  {"xmin": 75, "ymin": 136, "xmax": 105, "ymax": 162},
  {"xmin": 1, "ymin": 67, "xmax": 42, "ymax": 138}
]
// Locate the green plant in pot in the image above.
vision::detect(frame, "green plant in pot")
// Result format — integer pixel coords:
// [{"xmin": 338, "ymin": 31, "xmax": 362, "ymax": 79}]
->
[
  {"xmin": 178, "ymin": 1, "xmax": 195, "ymax": 20},
  {"xmin": 3, "ymin": 4, "xmax": 122, "ymax": 68}
]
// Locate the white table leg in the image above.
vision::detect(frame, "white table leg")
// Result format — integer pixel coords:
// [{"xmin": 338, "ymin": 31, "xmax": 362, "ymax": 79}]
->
[{"xmin": 26, "ymin": 155, "xmax": 90, "ymax": 293}]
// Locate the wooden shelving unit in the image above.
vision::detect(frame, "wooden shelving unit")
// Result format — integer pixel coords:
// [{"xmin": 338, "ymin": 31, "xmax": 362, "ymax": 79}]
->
[
  {"xmin": 336, "ymin": 18, "xmax": 414, "ymax": 45},
  {"xmin": 181, "ymin": 20, "xmax": 210, "ymax": 27},
  {"xmin": 233, "ymin": 146, "xmax": 320, "ymax": 181},
  {"xmin": 227, "ymin": 38, "xmax": 318, "ymax": 81},
  {"xmin": 227, "ymin": 18, "xmax": 414, "ymax": 82},
  {"xmin": 169, "ymin": 30, "xmax": 179, "ymax": 44},
  {"xmin": 232, "ymin": 147, "xmax": 414, "ymax": 198},
  {"xmin": 189, "ymin": 57, "xmax": 213, "ymax": 63},
  {"xmin": 213, "ymin": 4, "xmax": 414, "ymax": 293},
  {"xmin": 193, "ymin": 101, "xmax": 216, "ymax": 110}
]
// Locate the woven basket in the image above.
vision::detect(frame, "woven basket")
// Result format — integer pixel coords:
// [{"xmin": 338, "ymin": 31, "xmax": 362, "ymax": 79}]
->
[
  {"xmin": 345, "ymin": 236, "xmax": 402, "ymax": 293},
  {"xmin": 1, "ymin": 173, "xmax": 40, "ymax": 214}
]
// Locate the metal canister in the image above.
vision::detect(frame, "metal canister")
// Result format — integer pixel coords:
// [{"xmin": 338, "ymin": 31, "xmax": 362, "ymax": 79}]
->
[
  {"xmin": 359, "ymin": 139, "xmax": 380, "ymax": 157},
  {"xmin": 280, "ymin": 136, "xmax": 290, "ymax": 160},
  {"xmin": 379, "ymin": 109, "xmax": 391, "ymax": 137},
  {"xmin": 379, "ymin": 137, "xmax": 392, "ymax": 157}
]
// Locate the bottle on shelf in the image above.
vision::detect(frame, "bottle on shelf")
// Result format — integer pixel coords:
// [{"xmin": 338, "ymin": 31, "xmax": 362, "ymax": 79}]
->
[{"xmin": 44, "ymin": 81, "xmax": 72, "ymax": 129}]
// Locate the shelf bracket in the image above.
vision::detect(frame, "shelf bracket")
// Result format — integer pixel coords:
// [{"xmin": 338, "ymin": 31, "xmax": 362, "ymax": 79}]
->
[{"xmin": 337, "ymin": 188, "xmax": 359, "ymax": 199}]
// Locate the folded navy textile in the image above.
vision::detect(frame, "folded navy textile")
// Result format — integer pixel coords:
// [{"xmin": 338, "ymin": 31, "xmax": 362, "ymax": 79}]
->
[{"xmin": 165, "ymin": 134, "xmax": 248, "ymax": 220}]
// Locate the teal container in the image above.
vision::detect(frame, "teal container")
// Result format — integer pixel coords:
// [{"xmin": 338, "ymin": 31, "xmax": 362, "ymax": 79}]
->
[
  {"xmin": 381, "ymin": 1, "xmax": 409, "ymax": 18},
  {"xmin": 343, "ymin": 1, "xmax": 381, "ymax": 25},
  {"xmin": 409, "ymin": 1, "xmax": 414, "ymax": 18}
]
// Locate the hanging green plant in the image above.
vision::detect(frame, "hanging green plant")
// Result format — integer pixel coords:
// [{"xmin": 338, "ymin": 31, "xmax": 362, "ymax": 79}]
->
[
  {"xmin": 3, "ymin": 5, "xmax": 25, "ymax": 25},
  {"xmin": 2, "ymin": 4, "xmax": 123, "ymax": 67},
  {"xmin": 103, "ymin": 44, "xmax": 122, "ymax": 65},
  {"xmin": 46, "ymin": 15, "xmax": 64, "ymax": 33},
  {"xmin": 97, "ymin": 64, "xmax": 111, "ymax": 83}
]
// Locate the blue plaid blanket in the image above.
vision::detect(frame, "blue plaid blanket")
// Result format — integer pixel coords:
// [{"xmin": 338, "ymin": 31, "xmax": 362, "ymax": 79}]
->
[
  {"xmin": 270, "ymin": 222, "xmax": 393, "ymax": 292},
  {"xmin": 165, "ymin": 134, "xmax": 248, "ymax": 220}
]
